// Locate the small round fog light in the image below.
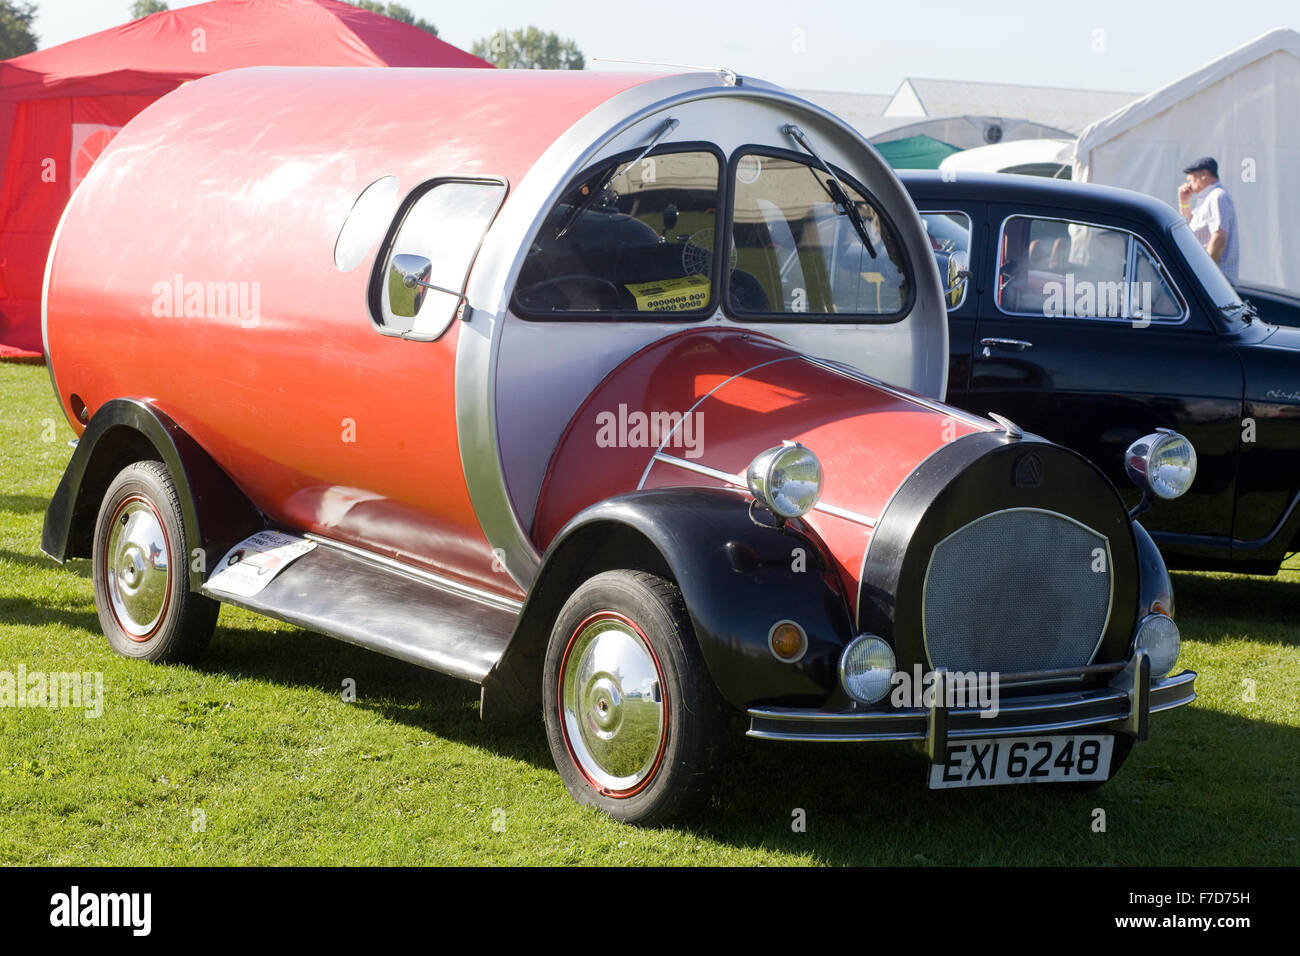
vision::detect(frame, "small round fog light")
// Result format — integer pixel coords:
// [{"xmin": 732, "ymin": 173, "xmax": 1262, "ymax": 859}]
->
[
  {"xmin": 839, "ymin": 635, "xmax": 896, "ymax": 704},
  {"xmin": 768, "ymin": 620, "xmax": 807, "ymax": 662},
  {"xmin": 1134, "ymin": 613, "xmax": 1180, "ymax": 677}
]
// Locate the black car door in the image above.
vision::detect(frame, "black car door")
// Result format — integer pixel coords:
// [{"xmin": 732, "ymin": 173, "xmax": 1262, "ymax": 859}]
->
[{"xmin": 963, "ymin": 205, "xmax": 1243, "ymax": 551}]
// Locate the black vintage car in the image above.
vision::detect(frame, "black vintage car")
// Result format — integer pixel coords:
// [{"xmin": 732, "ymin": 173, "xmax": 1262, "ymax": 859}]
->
[{"xmin": 902, "ymin": 171, "xmax": 1300, "ymax": 574}]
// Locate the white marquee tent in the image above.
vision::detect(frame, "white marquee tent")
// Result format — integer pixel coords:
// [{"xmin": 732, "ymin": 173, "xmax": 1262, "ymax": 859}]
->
[{"xmin": 1073, "ymin": 28, "xmax": 1300, "ymax": 290}]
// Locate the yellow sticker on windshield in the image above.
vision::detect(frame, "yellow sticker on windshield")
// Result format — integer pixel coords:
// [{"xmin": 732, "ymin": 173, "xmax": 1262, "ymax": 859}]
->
[{"xmin": 624, "ymin": 274, "xmax": 711, "ymax": 312}]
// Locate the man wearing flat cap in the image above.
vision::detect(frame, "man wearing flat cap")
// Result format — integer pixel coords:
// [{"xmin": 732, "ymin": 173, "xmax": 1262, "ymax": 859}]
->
[{"xmin": 1177, "ymin": 156, "xmax": 1239, "ymax": 285}]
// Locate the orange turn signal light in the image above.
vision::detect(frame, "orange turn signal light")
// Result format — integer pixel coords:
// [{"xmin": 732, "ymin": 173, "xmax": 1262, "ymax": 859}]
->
[{"xmin": 768, "ymin": 620, "xmax": 808, "ymax": 663}]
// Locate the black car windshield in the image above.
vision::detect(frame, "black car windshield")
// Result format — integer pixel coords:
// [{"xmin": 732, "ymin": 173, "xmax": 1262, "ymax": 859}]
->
[{"xmin": 1171, "ymin": 220, "xmax": 1244, "ymax": 322}]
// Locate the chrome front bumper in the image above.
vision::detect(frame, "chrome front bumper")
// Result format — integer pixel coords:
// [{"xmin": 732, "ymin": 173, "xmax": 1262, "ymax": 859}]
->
[{"xmin": 747, "ymin": 652, "xmax": 1197, "ymax": 762}]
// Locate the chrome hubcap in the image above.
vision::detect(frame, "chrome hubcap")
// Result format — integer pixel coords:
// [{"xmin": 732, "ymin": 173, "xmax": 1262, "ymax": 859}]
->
[
  {"xmin": 105, "ymin": 497, "xmax": 171, "ymax": 640},
  {"xmin": 561, "ymin": 614, "xmax": 665, "ymax": 794}
]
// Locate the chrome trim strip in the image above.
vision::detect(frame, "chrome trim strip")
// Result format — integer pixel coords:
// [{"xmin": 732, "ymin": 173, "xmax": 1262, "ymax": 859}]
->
[
  {"xmin": 813, "ymin": 500, "xmax": 878, "ymax": 527},
  {"xmin": 650, "ymin": 452, "xmax": 741, "ymax": 486},
  {"xmin": 920, "ymin": 507, "xmax": 1114, "ymax": 670},
  {"xmin": 650, "ymin": 451, "xmax": 878, "ymax": 527},
  {"xmin": 991, "ymin": 213, "xmax": 1190, "ymax": 324},
  {"xmin": 802, "ymin": 354, "xmax": 993, "ymax": 431},
  {"xmin": 636, "ymin": 355, "xmax": 798, "ymax": 489},
  {"xmin": 305, "ymin": 534, "xmax": 524, "ymax": 614}
]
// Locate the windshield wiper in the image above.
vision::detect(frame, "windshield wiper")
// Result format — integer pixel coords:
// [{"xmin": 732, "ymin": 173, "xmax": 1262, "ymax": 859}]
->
[
  {"xmin": 782, "ymin": 123, "xmax": 877, "ymax": 259},
  {"xmin": 1220, "ymin": 300, "xmax": 1257, "ymax": 322},
  {"xmin": 554, "ymin": 117, "xmax": 679, "ymax": 240}
]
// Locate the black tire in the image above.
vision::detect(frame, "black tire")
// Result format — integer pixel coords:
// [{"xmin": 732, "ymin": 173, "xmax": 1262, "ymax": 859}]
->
[
  {"xmin": 92, "ymin": 460, "xmax": 219, "ymax": 664},
  {"xmin": 542, "ymin": 570, "xmax": 728, "ymax": 826}
]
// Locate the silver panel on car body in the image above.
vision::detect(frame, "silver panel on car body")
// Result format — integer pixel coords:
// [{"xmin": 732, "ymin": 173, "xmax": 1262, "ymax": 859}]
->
[{"xmin": 455, "ymin": 72, "xmax": 951, "ymax": 590}]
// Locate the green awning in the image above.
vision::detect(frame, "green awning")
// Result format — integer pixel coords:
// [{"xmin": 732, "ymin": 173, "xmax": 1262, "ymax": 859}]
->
[{"xmin": 874, "ymin": 134, "xmax": 962, "ymax": 169}]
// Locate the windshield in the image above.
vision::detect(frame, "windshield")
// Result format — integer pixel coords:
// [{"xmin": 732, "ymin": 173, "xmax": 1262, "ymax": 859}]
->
[
  {"xmin": 729, "ymin": 152, "xmax": 912, "ymax": 319},
  {"xmin": 1171, "ymin": 220, "xmax": 1243, "ymax": 320}
]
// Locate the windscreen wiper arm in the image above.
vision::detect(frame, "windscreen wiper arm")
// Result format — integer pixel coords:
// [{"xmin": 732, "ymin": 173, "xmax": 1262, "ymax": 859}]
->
[
  {"xmin": 555, "ymin": 117, "xmax": 679, "ymax": 239},
  {"xmin": 782, "ymin": 123, "xmax": 877, "ymax": 259}
]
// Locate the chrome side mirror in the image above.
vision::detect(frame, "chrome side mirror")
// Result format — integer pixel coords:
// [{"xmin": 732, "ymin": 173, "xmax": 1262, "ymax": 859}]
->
[
  {"xmin": 944, "ymin": 251, "xmax": 971, "ymax": 308},
  {"xmin": 388, "ymin": 254, "xmax": 433, "ymax": 319}
]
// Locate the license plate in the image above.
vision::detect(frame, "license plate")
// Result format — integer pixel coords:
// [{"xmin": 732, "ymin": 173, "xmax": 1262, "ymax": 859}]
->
[{"xmin": 928, "ymin": 735, "xmax": 1114, "ymax": 789}]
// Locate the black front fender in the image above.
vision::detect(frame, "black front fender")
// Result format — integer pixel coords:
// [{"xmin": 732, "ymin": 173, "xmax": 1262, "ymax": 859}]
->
[{"xmin": 483, "ymin": 488, "xmax": 856, "ymax": 719}]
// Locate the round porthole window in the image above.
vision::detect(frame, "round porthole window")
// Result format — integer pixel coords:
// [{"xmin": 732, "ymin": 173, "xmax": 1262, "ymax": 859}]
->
[{"xmin": 333, "ymin": 175, "xmax": 400, "ymax": 272}]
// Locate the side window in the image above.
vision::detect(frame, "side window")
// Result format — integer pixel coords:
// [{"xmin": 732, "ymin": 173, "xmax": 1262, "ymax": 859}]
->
[
  {"xmin": 514, "ymin": 149, "xmax": 721, "ymax": 316},
  {"xmin": 1132, "ymin": 242, "xmax": 1184, "ymax": 319},
  {"xmin": 729, "ymin": 152, "xmax": 912, "ymax": 319},
  {"xmin": 996, "ymin": 216, "xmax": 1183, "ymax": 322},
  {"xmin": 376, "ymin": 180, "xmax": 506, "ymax": 338},
  {"xmin": 919, "ymin": 212, "xmax": 972, "ymax": 310}
]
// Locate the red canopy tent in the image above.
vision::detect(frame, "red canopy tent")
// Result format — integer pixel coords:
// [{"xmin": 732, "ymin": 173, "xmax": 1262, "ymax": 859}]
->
[{"xmin": 0, "ymin": 0, "xmax": 490, "ymax": 358}]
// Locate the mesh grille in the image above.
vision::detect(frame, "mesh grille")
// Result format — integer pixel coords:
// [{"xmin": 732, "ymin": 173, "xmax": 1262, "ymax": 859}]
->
[{"xmin": 922, "ymin": 508, "xmax": 1111, "ymax": 673}]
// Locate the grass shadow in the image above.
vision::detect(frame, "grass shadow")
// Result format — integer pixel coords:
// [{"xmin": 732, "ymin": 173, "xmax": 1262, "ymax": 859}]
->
[{"xmin": 0, "ymin": 494, "xmax": 51, "ymax": 516}]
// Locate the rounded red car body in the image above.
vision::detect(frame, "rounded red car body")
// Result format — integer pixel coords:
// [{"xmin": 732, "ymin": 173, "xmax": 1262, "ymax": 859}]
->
[{"xmin": 42, "ymin": 67, "xmax": 1197, "ymax": 823}]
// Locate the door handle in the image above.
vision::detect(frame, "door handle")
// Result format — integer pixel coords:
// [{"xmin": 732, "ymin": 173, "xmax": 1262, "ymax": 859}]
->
[{"xmin": 980, "ymin": 337, "xmax": 1034, "ymax": 358}]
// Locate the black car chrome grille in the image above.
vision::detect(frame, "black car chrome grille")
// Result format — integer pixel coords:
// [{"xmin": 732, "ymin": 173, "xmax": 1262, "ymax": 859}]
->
[{"xmin": 922, "ymin": 507, "xmax": 1112, "ymax": 673}]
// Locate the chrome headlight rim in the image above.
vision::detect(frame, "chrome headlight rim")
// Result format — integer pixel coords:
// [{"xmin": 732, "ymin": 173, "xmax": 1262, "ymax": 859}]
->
[
  {"xmin": 838, "ymin": 634, "xmax": 896, "ymax": 704},
  {"xmin": 1133, "ymin": 612, "xmax": 1180, "ymax": 678},
  {"xmin": 1125, "ymin": 428, "xmax": 1198, "ymax": 501},
  {"xmin": 745, "ymin": 443, "xmax": 823, "ymax": 519}
]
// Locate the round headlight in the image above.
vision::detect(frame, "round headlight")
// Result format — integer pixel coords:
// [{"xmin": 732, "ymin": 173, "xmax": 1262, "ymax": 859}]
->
[
  {"xmin": 746, "ymin": 444, "xmax": 823, "ymax": 519},
  {"xmin": 1125, "ymin": 429, "xmax": 1197, "ymax": 500},
  {"xmin": 1134, "ymin": 613, "xmax": 1180, "ymax": 677},
  {"xmin": 839, "ymin": 635, "xmax": 896, "ymax": 704}
]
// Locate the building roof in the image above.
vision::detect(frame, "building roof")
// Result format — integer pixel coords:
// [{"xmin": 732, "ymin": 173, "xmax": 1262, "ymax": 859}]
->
[{"xmin": 885, "ymin": 77, "xmax": 1140, "ymax": 134}]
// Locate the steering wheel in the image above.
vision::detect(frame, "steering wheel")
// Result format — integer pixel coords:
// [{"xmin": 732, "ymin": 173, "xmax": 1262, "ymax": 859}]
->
[
  {"xmin": 682, "ymin": 228, "xmax": 738, "ymax": 278},
  {"xmin": 518, "ymin": 275, "xmax": 621, "ymax": 310}
]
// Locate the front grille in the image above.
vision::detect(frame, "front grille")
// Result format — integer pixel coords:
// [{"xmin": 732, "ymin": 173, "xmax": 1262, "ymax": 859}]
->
[{"xmin": 922, "ymin": 508, "xmax": 1112, "ymax": 673}]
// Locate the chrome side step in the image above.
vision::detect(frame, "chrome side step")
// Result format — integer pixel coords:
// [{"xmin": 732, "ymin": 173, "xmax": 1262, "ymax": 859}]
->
[{"xmin": 201, "ymin": 539, "xmax": 520, "ymax": 684}]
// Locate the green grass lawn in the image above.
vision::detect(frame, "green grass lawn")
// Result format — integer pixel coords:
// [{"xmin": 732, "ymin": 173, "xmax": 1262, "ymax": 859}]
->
[{"xmin": 1, "ymin": 360, "xmax": 1296, "ymax": 865}]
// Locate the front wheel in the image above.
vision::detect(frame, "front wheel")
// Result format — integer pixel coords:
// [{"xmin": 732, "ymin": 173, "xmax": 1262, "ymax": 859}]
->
[{"xmin": 542, "ymin": 570, "xmax": 727, "ymax": 826}]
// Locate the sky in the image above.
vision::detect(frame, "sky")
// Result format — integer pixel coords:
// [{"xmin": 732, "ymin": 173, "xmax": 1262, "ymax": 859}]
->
[{"xmin": 30, "ymin": 0, "xmax": 1300, "ymax": 97}]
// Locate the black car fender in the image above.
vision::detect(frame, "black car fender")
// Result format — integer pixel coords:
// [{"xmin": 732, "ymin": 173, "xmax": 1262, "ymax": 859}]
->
[{"xmin": 481, "ymin": 488, "xmax": 857, "ymax": 721}]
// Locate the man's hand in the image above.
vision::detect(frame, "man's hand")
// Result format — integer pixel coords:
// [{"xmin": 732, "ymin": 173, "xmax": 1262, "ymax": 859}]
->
[
  {"xmin": 1178, "ymin": 181, "xmax": 1194, "ymax": 220},
  {"xmin": 1206, "ymin": 229, "xmax": 1227, "ymax": 262}
]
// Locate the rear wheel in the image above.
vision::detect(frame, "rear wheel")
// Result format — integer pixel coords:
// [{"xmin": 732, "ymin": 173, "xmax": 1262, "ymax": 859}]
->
[
  {"xmin": 92, "ymin": 460, "xmax": 218, "ymax": 664},
  {"xmin": 542, "ymin": 570, "xmax": 727, "ymax": 826}
]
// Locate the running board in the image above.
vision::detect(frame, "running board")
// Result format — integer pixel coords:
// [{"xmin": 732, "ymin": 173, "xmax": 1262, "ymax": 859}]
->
[{"xmin": 200, "ymin": 539, "xmax": 520, "ymax": 684}]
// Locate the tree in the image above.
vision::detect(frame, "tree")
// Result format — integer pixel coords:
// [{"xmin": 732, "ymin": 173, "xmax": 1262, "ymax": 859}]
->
[
  {"xmin": 346, "ymin": 2, "xmax": 437, "ymax": 37},
  {"xmin": 130, "ymin": 0, "xmax": 168, "ymax": 17},
  {"xmin": 0, "ymin": 0, "xmax": 38, "ymax": 59},
  {"xmin": 472, "ymin": 26, "xmax": 584, "ymax": 70}
]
